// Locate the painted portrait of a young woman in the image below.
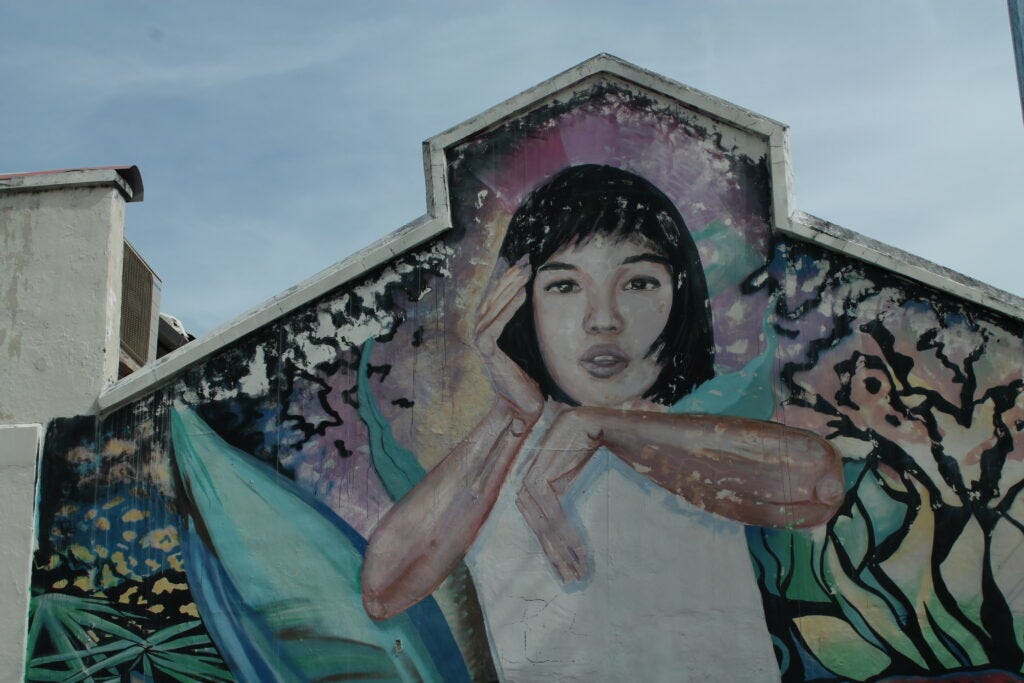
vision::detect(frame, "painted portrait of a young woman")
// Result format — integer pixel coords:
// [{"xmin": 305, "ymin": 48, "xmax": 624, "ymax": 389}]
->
[{"xmin": 362, "ymin": 163, "xmax": 843, "ymax": 680}]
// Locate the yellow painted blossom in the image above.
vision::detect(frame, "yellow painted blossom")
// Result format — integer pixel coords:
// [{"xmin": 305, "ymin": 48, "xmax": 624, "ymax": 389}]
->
[
  {"xmin": 110, "ymin": 551, "xmax": 132, "ymax": 576},
  {"xmin": 141, "ymin": 526, "xmax": 179, "ymax": 552},
  {"xmin": 69, "ymin": 544, "xmax": 95, "ymax": 563},
  {"xmin": 122, "ymin": 509, "xmax": 148, "ymax": 523},
  {"xmin": 100, "ymin": 564, "xmax": 119, "ymax": 589},
  {"xmin": 103, "ymin": 438, "xmax": 136, "ymax": 458},
  {"xmin": 153, "ymin": 577, "xmax": 188, "ymax": 595},
  {"xmin": 118, "ymin": 586, "xmax": 138, "ymax": 605}
]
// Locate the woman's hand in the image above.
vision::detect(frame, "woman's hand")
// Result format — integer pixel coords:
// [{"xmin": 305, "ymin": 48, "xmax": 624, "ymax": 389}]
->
[
  {"xmin": 516, "ymin": 408, "xmax": 602, "ymax": 584},
  {"xmin": 475, "ymin": 256, "xmax": 544, "ymax": 425},
  {"xmin": 362, "ymin": 257, "xmax": 549, "ymax": 621}
]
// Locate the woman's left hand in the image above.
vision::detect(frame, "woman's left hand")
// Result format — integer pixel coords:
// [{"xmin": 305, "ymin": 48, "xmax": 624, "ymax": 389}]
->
[{"xmin": 516, "ymin": 408, "xmax": 602, "ymax": 584}]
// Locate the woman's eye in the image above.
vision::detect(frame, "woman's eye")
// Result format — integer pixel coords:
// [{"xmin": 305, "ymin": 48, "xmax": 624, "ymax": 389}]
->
[
  {"xmin": 623, "ymin": 276, "xmax": 661, "ymax": 291},
  {"xmin": 543, "ymin": 280, "xmax": 580, "ymax": 294}
]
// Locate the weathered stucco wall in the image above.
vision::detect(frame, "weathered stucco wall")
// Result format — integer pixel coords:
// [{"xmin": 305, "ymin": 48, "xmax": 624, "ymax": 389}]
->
[
  {"xmin": 0, "ymin": 184, "xmax": 125, "ymax": 424},
  {"xmin": 21, "ymin": 71, "xmax": 1024, "ymax": 682},
  {"xmin": 0, "ymin": 425, "xmax": 41, "ymax": 682}
]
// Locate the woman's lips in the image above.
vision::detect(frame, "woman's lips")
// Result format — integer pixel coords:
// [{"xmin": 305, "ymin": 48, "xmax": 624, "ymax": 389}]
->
[{"xmin": 579, "ymin": 346, "xmax": 629, "ymax": 379}]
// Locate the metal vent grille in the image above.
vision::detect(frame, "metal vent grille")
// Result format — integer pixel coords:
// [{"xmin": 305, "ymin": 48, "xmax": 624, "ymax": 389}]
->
[{"xmin": 120, "ymin": 242, "xmax": 153, "ymax": 365}]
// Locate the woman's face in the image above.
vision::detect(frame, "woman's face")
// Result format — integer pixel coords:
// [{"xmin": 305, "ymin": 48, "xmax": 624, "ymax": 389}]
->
[{"xmin": 532, "ymin": 234, "xmax": 673, "ymax": 407}]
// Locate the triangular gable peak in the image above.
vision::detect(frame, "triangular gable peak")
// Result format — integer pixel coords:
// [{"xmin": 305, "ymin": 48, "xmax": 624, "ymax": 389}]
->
[
  {"xmin": 100, "ymin": 53, "xmax": 1022, "ymax": 411},
  {"xmin": 423, "ymin": 54, "xmax": 793, "ymax": 238}
]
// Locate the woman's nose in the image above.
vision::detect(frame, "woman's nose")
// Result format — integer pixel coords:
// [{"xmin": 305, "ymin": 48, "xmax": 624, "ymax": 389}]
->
[{"xmin": 584, "ymin": 293, "xmax": 623, "ymax": 334}]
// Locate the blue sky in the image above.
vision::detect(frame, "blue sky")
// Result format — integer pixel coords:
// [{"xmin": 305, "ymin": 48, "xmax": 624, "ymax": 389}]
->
[{"xmin": 2, "ymin": 2, "xmax": 1021, "ymax": 335}]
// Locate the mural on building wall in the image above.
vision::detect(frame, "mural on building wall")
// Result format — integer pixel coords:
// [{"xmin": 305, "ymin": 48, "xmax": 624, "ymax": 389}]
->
[{"xmin": 26, "ymin": 77, "xmax": 1024, "ymax": 682}]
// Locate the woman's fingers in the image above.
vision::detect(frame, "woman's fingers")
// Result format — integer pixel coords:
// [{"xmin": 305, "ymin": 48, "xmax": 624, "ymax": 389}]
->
[
  {"xmin": 475, "ymin": 261, "xmax": 530, "ymax": 348},
  {"xmin": 476, "ymin": 277, "xmax": 528, "ymax": 346},
  {"xmin": 477, "ymin": 289, "xmax": 526, "ymax": 356},
  {"xmin": 476, "ymin": 259, "xmax": 525, "ymax": 324},
  {"xmin": 487, "ymin": 352, "xmax": 543, "ymax": 417},
  {"xmin": 473, "ymin": 258, "xmax": 542, "ymax": 415},
  {"xmin": 516, "ymin": 485, "xmax": 588, "ymax": 584},
  {"xmin": 517, "ymin": 426, "xmax": 598, "ymax": 582}
]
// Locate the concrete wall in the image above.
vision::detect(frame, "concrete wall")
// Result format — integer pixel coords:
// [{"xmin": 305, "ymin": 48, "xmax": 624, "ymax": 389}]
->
[
  {"xmin": 0, "ymin": 177, "xmax": 129, "ymax": 424},
  {"xmin": 0, "ymin": 425, "xmax": 41, "ymax": 681},
  {"xmin": 17, "ymin": 67, "xmax": 1024, "ymax": 682}
]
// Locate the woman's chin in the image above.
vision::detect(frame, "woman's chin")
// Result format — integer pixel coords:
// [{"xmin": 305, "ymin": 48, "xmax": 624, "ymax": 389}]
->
[{"xmin": 568, "ymin": 392, "xmax": 657, "ymax": 411}]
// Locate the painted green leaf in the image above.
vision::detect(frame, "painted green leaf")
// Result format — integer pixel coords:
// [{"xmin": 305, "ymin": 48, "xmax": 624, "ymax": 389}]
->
[
  {"xmin": 823, "ymin": 535, "xmax": 928, "ymax": 669},
  {"xmin": 25, "ymin": 595, "xmax": 229, "ymax": 683},
  {"xmin": 793, "ymin": 614, "xmax": 891, "ymax": 679}
]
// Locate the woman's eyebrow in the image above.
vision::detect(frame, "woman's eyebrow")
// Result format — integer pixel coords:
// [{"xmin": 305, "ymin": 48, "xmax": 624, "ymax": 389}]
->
[
  {"xmin": 536, "ymin": 261, "xmax": 577, "ymax": 272},
  {"xmin": 621, "ymin": 253, "xmax": 671, "ymax": 267}
]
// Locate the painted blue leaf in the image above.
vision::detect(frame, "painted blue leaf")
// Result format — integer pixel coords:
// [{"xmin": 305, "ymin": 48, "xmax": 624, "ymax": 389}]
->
[{"xmin": 171, "ymin": 406, "xmax": 469, "ymax": 683}]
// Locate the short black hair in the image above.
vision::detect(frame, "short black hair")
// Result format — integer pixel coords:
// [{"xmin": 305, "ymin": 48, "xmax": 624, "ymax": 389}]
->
[{"xmin": 497, "ymin": 164, "xmax": 715, "ymax": 405}]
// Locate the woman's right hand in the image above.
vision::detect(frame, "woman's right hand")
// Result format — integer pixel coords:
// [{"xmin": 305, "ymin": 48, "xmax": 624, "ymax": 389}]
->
[
  {"xmin": 516, "ymin": 408, "xmax": 600, "ymax": 584},
  {"xmin": 474, "ymin": 256, "xmax": 544, "ymax": 426}
]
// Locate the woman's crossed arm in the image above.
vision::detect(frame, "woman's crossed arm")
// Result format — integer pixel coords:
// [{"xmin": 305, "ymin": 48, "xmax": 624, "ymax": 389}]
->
[
  {"xmin": 361, "ymin": 259, "xmax": 541, "ymax": 620},
  {"xmin": 516, "ymin": 408, "xmax": 845, "ymax": 584}
]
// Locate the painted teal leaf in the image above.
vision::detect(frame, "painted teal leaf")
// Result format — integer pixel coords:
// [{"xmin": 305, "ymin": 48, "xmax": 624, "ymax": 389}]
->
[
  {"xmin": 692, "ymin": 220, "xmax": 766, "ymax": 299},
  {"xmin": 670, "ymin": 300, "xmax": 778, "ymax": 420},
  {"xmin": 356, "ymin": 338, "xmax": 427, "ymax": 501},
  {"xmin": 171, "ymin": 406, "xmax": 468, "ymax": 683}
]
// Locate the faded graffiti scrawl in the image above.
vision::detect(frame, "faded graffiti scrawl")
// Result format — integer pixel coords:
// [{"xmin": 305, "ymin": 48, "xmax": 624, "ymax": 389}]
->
[{"xmin": 26, "ymin": 72, "xmax": 1024, "ymax": 682}]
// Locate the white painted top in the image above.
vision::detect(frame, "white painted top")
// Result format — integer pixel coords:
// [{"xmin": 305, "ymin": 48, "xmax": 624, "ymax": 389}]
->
[{"xmin": 465, "ymin": 418, "xmax": 780, "ymax": 682}]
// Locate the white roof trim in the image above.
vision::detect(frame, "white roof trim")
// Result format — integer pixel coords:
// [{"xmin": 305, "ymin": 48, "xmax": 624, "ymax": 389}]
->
[
  {"xmin": 98, "ymin": 213, "xmax": 438, "ymax": 411},
  {"xmin": 786, "ymin": 211, "xmax": 1024, "ymax": 320},
  {"xmin": 97, "ymin": 53, "xmax": 1023, "ymax": 414},
  {"xmin": 0, "ymin": 167, "xmax": 142, "ymax": 202}
]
